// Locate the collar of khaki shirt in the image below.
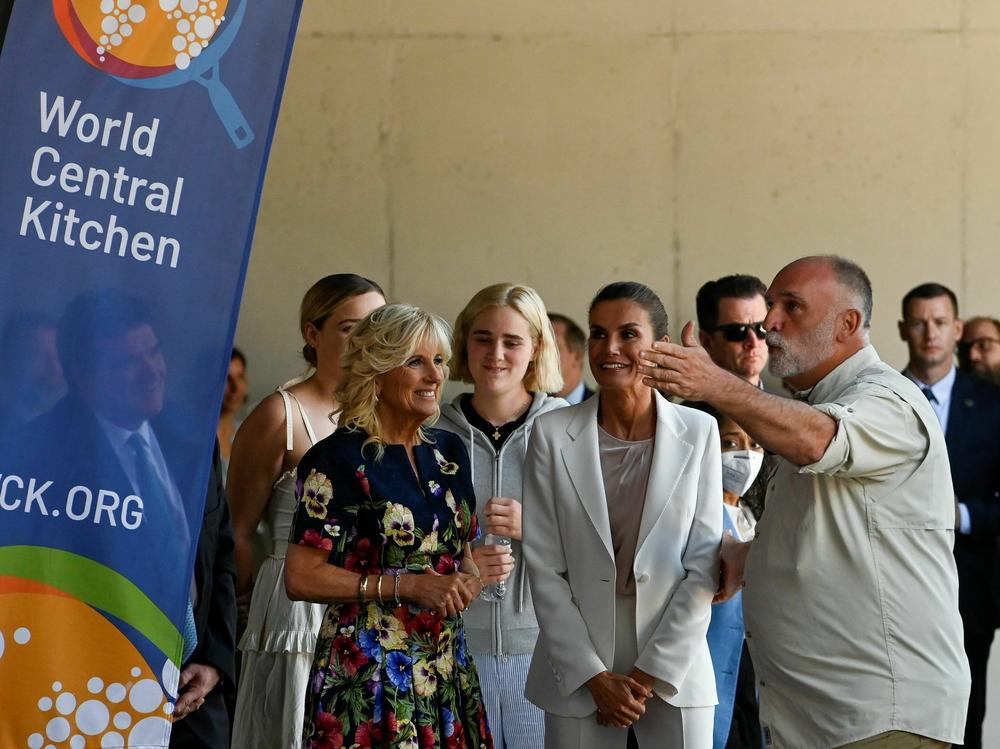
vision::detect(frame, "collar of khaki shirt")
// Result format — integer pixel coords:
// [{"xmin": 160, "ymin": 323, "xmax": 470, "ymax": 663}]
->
[{"xmin": 800, "ymin": 345, "xmax": 880, "ymax": 406}]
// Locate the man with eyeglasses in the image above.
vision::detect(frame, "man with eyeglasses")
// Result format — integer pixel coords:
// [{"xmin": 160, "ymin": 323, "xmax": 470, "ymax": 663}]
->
[
  {"xmin": 959, "ymin": 316, "xmax": 1000, "ymax": 386},
  {"xmin": 898, "ymin": 284, "xmax": 1000, "ymax": 749},
  {"xmin": 696, "ymin": 275, "xmax": 769, "ymax": 389}
]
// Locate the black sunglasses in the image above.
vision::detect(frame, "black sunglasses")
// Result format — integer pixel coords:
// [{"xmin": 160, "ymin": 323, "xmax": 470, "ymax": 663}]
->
[{"xmin": 712, "ymin": 322, "xmax": 767, "ymax": 343}]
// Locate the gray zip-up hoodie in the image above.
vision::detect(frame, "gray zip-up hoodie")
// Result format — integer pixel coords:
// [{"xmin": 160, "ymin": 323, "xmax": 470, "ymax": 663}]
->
[{"xmin": 438, "ymin": 391, "xmax": 568, "ymax": 655}]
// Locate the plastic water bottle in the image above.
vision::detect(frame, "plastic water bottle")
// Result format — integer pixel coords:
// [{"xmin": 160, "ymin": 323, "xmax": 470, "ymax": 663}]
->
[{"xmin": 480, "ymin": 533, "xmax": 512, "ymax": 602}]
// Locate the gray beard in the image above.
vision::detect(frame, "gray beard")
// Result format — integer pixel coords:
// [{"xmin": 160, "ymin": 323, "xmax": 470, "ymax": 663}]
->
[{"xmin": 766, "ymin": 315, "xmax": 837, "ymax": 379}]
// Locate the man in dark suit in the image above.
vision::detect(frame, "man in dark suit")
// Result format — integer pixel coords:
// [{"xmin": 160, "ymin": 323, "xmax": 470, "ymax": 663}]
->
[
  {"xmin": 548, "ymin": 312, "xmax": 594, "ymax": 404},
  {"xmin": 12, "ymin": 289, "xmax": 236, "ymax": 746},
  {"xmin": 17, "ymin": 290, "xmax": 198, "ymax": 556},
  {"xmin": 695, "ymin": 274, "xmax": 769, "ymax": 749},
  {"xmin": 900, "ymin": 282, "xmax": 1000, "ymax": 749},
  {"xmin": 170, "ymin": 445, "xmax": 237, "ymax": 749}
]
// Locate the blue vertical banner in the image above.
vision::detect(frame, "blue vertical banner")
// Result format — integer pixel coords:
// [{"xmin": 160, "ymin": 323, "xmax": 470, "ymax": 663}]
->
[{"xmin": 0, "ymin": 0, "xmax": 301, "ymax": 745}]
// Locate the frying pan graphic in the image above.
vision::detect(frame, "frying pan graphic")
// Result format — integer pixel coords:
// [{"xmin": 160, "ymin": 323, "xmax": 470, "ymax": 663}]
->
[{"xmin": 112, "ymin": 0, "xmax": 253, "ymax": 149}]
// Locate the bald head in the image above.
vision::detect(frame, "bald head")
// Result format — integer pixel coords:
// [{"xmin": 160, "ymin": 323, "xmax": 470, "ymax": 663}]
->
[
  {"xmin": 763, "ymin": 255, "xmax": 871, "ymax": 389},
  {"xmin": 785, "ymin": 255, "xmax": 873, "ymax": 329}
]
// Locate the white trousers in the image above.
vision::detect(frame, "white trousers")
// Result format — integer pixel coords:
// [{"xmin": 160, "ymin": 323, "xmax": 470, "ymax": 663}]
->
[{"xmin": 544, "ymin": 596, "xmax": 714, "ymax": 749}]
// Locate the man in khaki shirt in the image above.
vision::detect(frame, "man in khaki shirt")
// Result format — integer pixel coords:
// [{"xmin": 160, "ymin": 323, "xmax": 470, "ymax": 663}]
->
[{"xmin": 639, "ymin": 255, "xmax": 970, "ymax": 748}]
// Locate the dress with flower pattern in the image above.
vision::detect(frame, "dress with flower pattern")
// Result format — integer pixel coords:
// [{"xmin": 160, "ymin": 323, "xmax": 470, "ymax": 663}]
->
[{"xmin": 290, "ymin": 427, "xmax": 494, "ymax": 749}]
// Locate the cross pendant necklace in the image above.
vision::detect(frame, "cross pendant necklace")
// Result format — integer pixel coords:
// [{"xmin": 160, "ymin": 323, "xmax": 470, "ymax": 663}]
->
[{"xmin": 492, "ymin": 428, "xmax": 501, "ymax": 441}]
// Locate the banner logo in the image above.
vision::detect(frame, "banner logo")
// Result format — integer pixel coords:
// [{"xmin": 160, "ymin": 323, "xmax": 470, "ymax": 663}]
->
[{"xmin": 54, "ymin": 0, "xmax": 253, "ymax": 147}]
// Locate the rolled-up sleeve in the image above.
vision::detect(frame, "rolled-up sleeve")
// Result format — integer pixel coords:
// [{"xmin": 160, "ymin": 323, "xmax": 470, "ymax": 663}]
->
[{"xmin": 800, "ymin": 389, "xmax": 929, "ymax": 480}]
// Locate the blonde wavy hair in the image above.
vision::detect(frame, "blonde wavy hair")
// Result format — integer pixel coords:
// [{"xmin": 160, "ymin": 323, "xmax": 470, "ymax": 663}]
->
[
  {"xmin": 336, "ymin": 304, "xmax": 452, "ymax": 459},
  {"xmin": 450, "ymin": 283, "xmax": 563, "ymax": 394}
]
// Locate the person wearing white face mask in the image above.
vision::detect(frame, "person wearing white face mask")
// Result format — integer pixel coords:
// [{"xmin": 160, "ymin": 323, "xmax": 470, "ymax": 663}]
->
[
  {"xmin": 720, "ymin": 439, "xmax": 764, "ymax": 543},
  {"xmin": 685, "ymin": 400, "xmax": 769, "ymax": 749}
]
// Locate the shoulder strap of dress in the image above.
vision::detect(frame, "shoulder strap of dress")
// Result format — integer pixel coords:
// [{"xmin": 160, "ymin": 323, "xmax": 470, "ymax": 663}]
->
[
  {"xmin": 276, "ymin": 388, "xmax": 295, "ymax": 451},
  {"xmin": 286, "ymin": 391, "xmax": 319, "ymax": 446}
]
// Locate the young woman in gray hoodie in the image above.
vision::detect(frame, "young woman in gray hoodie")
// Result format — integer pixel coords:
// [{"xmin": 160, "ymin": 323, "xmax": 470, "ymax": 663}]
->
[{"xmin": 438, "ymin": 283, "xmax": 569, "ymax": 749}]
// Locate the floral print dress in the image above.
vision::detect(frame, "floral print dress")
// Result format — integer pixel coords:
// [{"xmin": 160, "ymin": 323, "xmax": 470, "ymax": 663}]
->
[{"xmin": 290, "ymin": 427, "xmax": 494, "ymax": 749}]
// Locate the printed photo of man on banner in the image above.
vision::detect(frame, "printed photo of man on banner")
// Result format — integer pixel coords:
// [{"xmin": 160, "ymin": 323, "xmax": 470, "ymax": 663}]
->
[{"xmin": 0, "ymin": 0, "xmax": 303, "ymax": 746}]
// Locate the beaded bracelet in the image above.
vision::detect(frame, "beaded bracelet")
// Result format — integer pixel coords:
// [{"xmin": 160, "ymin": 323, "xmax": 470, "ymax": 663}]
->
[{"xmin": 359, "ymin": 573, "xmax": 369, "ymax": 604}]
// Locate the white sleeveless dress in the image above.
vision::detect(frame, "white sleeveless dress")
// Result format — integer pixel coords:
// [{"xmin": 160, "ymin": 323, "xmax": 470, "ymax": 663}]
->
[{"xmin": 231, "ymin": 389, "xmax": 327, "ymax": 749}]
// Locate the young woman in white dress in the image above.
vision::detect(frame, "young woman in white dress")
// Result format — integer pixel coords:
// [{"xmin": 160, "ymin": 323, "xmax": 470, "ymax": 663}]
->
[{"xmin": 229, "ymin": 274, "xmax": 385, "ymax": 748}]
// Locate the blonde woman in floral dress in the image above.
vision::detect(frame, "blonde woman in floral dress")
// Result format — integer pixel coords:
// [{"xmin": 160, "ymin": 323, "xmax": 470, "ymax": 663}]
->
[{"xmin": 285, "ymin": 304, "xmax": 494, "ymax": 749}]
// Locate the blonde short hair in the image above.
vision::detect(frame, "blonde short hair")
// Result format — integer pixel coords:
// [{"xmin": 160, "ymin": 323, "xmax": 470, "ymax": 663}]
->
[
  {"xmin": 450, "ymin": 283, "xmax": 563, "ymax": 394},
  {"xmin": 336, "ymin": 304, "xmax": 452, "ymax": 459}
]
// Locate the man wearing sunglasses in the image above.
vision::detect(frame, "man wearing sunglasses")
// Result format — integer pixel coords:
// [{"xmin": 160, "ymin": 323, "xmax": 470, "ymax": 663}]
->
[
  {"xmin": 693, "ymin": 274, "xmax": 768, "ymax": 749},
  {"xmin": 696, "ymin": 275, "xmax": 769, "ymax": 389},
  {"xmin": 959, "ymin": 316, "xmax": 1000, "ymax": 386}
]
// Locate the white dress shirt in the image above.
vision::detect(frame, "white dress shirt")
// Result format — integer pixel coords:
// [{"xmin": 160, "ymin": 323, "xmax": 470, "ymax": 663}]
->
[
  {"xmin": 96, "ymin": 415, "xmax": 193, "ymax": 568},
  {"xmin": 904, "ymin": 364, "xmax": 955, "ymax": 435}
]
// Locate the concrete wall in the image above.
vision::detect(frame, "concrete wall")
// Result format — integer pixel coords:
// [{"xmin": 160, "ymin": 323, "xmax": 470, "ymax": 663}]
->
[
  {"xmin": 238, "ymin": 1, "xmax": 1000, "ymax": 400},
  {"xmin": 235, "ymin": 3, "xmax": 1000, "ymax": 732}
]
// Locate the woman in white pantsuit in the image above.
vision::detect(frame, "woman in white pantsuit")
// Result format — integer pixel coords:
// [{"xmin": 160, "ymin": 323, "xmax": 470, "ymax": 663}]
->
[{"xmin": 523, "ymin": 281, "xmax": 722, "ymax": 749}]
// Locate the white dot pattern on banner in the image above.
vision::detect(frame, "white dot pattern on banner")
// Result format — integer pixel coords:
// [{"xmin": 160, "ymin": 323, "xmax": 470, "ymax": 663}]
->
[
  {"xmin": 76, "ymin": 700, "xmax": 110, "ymax": 735},
  {"xmin": 161, "ymin": 659, "xmax": 180, "ymax": 698},
  {"xmin": 92, "ymin": 0, "xmax": 225, "ymax": 71},
  {"xmin": 105, "ymin": 683, "xmax": 126, "ymax": 703},
  {"xmin": 45, "ymin": 717, "xmax": 70, "ymax": 742},
  {"xmin": 27, "ymin": 664, "xmax": 170, "ymax": 749},
  {"xmin": 14, "ymin": 627, "xmax": 31, "ymax": 645},
  {"xmin": 129, "ymin": 716, "xmax": 171, "ymax": 745},
  {"xmin": 128, "ymin": 679, "xmax": 162, "ymax": 713},
  {"xmin": 55, "ymin": 692, "xmax": 76, "ymax": 715}
]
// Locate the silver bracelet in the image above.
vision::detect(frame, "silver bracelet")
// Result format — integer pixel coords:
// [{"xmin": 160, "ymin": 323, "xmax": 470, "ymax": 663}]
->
[{"xmin": 393, "ymin": 572, "xmax": 402, "ymax": 606}]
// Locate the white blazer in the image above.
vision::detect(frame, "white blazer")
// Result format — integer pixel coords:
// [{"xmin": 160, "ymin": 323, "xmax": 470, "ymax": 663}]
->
[{"xmin": 522, "ymin": 390, "xmax": 722, "ymax": 717}]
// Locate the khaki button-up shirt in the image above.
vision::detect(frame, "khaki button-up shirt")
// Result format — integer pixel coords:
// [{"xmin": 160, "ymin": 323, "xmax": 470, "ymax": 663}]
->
[{"xmin": 743, "ymin": 345, "xmax": 970, "ymax": 749}]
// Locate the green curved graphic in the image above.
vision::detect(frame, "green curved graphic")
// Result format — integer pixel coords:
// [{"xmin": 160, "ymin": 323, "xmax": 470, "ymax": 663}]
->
[{"xmin": 0, "ymin": 545, "xmax": 180, "ymax": 660}]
